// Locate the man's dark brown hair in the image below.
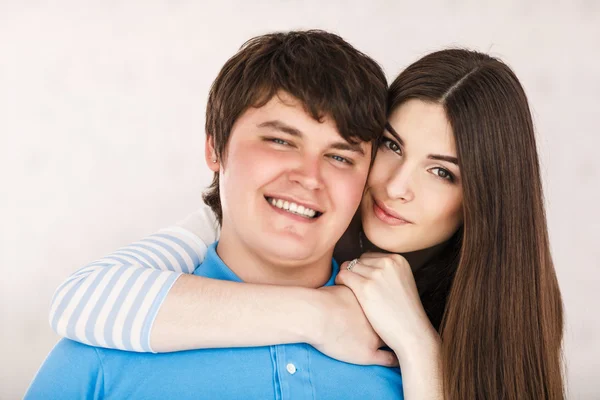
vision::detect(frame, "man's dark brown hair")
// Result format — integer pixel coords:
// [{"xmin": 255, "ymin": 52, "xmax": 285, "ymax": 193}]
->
[{"xmin": 203, "ymin": 30, "xmax": 388, "ymax": 223}]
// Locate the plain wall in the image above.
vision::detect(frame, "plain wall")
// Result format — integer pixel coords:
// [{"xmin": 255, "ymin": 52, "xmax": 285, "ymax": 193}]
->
[{"xmin": 1, "ymin": 1, "xmax": 598, "ymax": 399}]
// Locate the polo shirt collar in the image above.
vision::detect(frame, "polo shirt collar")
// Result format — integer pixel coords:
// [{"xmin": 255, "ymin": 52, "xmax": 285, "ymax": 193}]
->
[{"xmin": 195, "ymin": 242, "xmax": 339, "ymax": 287}]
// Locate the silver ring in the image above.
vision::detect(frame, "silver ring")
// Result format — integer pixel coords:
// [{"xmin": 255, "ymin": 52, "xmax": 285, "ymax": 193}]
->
[{"xmin": 347, "ymin": 258, "xmax": 359, "ymax": 271}]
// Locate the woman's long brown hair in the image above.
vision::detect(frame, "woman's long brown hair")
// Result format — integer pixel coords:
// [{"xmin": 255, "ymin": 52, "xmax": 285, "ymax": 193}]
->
[{"xmin": 389, "ymin": 49, "xmax": 564, "ymax": 399}]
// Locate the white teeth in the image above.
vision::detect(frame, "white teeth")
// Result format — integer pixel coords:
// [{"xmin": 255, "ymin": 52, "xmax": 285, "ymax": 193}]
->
[{"xmin": 267, "ymin": 197, "xmax": 318, "ymax": 218}]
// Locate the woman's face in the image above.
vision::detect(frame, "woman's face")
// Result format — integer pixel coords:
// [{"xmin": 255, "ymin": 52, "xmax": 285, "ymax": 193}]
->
[{"xmin": 361, "ymin": 99, "xmax": 463, "ymax": 253}]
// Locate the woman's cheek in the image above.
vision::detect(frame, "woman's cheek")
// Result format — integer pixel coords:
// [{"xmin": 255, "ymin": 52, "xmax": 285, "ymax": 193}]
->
[{"xmin": 429, "ymin": 190, "xmax": 463, "ymax": 230}]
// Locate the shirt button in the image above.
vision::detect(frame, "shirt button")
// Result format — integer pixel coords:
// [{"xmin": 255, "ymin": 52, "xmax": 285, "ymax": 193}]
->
[{"xmin": 286, "ymin": 363, "xmax": 297, "ymax": 375}]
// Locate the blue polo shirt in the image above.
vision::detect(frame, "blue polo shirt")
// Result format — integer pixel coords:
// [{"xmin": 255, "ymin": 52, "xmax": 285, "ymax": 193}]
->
[{"xmin": 26, "ymin": 243, "xmax": 403, "ymax": 399}]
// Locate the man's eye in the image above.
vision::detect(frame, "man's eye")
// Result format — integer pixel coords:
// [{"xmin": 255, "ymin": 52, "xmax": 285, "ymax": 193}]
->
[
  {"xmin": 330, "ymin": 155, "xmax": 353, "ymax": 165},
  {"xmin": 380, "ymin": 138, "xmax": 402, "ymax": 155},
  {"xmin": 267, "ymin": 138, "xmax": 291, "ymax": 146}
]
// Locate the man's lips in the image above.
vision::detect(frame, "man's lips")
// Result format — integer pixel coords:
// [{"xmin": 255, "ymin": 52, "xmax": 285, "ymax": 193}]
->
[
  {"xmin": 265, "ymin": 196, "xmax": 323, "ymax": 222},
  {"xmin": 372, "ymin": 198, "xmax": 412, "ymax": 226},
  {"xmin": 263, "ymin": 194, "xmax": 324, "ymax": 214}
]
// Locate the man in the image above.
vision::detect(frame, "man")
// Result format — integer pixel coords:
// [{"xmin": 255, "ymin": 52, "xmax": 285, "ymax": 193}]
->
[{"xmin": 26, "ymin": 30, "xmax": 402, "ymax": 399}]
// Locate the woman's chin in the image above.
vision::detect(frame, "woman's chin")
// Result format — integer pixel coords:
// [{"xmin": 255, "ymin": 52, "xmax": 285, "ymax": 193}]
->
[
  {"xmin": 363, "ymin": 228, "xmax": 420, "ymax": 254},
  {"xmin": 363, "ymin": 228, "xmax": 448, "ymax": 256}
]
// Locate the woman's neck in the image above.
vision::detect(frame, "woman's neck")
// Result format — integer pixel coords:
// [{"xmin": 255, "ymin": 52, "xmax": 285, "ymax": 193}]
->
[{"xmin": 359, "ymin": 230, "xmax": 449, "ymax": 273}]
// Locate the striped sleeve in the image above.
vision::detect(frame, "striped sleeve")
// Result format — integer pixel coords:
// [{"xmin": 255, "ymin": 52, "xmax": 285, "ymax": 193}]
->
[{"xmin": 49, "ymin": 206, "xmax": 220, "ymax": 353}]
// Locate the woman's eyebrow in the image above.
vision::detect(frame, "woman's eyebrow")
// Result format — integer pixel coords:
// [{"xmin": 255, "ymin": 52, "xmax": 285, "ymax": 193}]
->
[
  {"xmin": 385, "ymin": 122, "xmax": 458, "ymax": 165},
  {"xmin": 385, "ymin": 122, "xmax": 404, "ymax": 146},
  {"xmin": 429, "ymin": 154, "xmax": 459, "ymax": 165}
]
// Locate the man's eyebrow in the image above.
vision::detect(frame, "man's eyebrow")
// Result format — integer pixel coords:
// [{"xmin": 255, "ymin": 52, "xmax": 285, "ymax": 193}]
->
[
  {"xmin": 385, "ymin": 122, "xmax": 404, "ymax": 147},
  {"xmin": 257, "ymin": 120, "xmax": 303, "ymax": 137},
  {"xmin": 330, "ymin": 141, "xmax": 365, "ymax": 156},
  {"xmin": 429, "ymin": 154, "xmax": 459, "ymax": 165},
  {"xmin": 258, "ymin": 119, "xmax": 365, "ymax": 156}
]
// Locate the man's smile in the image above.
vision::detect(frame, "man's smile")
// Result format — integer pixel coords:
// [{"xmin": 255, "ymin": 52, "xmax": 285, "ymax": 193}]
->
[{"xmin": 265, "ymin": 196, "xmax": 323, "ymax": 220}]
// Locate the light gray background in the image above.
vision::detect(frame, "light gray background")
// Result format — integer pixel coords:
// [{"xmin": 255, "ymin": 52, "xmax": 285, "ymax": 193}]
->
[{"xmin": 1, "ymin": 1, "xmax": 598, "ymax": 399}]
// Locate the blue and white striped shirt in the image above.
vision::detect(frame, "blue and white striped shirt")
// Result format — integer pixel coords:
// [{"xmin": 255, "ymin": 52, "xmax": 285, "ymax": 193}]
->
[{"xmin": 49, "ymin": 205, "xmax": 220, "ymax": 352}]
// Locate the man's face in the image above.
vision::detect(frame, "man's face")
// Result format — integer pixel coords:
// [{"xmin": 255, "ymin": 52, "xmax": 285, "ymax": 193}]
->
[{"xmin": 207, "ymin": 92, "xmax": 371, "ymax": 267}]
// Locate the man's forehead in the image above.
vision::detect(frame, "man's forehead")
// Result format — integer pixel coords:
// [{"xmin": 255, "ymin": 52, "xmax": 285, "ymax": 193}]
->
[{"xmin": 230, "ymin": 91, "xmax": 372, "ymax": 154}]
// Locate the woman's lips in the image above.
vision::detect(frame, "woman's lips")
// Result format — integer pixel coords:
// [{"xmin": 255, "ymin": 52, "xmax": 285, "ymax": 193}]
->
[{"xmin": 372, "ymin": 198, "xmax": 412, "ymax": 226}]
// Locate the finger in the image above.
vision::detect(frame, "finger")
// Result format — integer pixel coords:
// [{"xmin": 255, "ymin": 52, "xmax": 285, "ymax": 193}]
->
[
  {"xmin": 369, "ymin": 350, "xmax": 399, "ymax": 368},
  {"xmin": 346, "ymin": 259, "xmax": 380, "ymax": 278},
  {"xmin": 360, "ymin": 254, "xmax": 404, "ymax": 271},
  {"xmin": 358, "ymin": 252, "xmax": 389, "ymax": 260},
  {"xmin": 361, "ymin": 252, "xmax": 408, "ymax": 270},
  {"xmin": 335, "ymin": 271, "xmax": 344, "ymax": 285},
  {"xmin": 335, "ymin": 268, "xmax": 368, "ymax": 292},
  {"xmin": 353, "ymin": 257, "xmax": 382, "ymax": 269}
]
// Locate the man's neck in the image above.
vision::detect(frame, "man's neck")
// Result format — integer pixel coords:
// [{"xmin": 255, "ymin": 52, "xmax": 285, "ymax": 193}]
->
[{"xmin": 216, "ymin": 232, "xmax": 334, "ymax": 288}]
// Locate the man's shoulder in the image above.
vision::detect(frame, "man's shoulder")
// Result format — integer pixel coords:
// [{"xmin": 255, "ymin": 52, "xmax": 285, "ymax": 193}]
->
[
  {"xmin": 52, "ymin": 338, "xmax": 101, "ymax": 357},
  {"xmin": 25, "ymin": 339, "xmax": 105, "ymax": 399},
  {"xmin": 47, "ymin": 338, "xmax": 142, "ymax": 371}
]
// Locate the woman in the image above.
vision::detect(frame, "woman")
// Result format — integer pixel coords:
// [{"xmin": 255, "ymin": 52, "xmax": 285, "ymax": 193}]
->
[{"xmin": 49, "ymin": 49, "xmax": 564, "ymax": 399}]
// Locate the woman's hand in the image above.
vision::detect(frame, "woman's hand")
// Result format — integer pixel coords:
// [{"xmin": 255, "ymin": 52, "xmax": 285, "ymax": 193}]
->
[
  {"xmin": 337, "ymin": 253, "xmax": 444, "ymax": 398},
  {"xmin": 312, "ymin": 285, "xmax": 399, "ymax": 367},
  {"xmin": 336, "ymin": 253, "xmax": 441, "ymax": 363}
]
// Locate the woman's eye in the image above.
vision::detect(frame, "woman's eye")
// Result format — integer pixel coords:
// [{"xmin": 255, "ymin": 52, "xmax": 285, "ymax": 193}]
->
[
  {"xmin": 380, "ymin": 138, "xmax": 402, "ymax": 155},
  {"xmin": 431, "ymin": 167, "xmax": 454, "ymax": 182}
]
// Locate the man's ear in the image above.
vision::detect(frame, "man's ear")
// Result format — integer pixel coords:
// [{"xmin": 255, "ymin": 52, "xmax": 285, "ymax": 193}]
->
[{"xmin": 205, "ymin": 134, "xmax": 219, "ymax": 172}]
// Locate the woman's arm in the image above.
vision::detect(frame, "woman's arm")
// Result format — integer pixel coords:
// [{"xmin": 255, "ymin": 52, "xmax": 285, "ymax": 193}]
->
[
  {"xmin": 397, "ymin": 340, "xmax": 443, "ymax": 400},
  {"xmin": 151, "ymin": 275, "xmax": 323, "ymax": 351},
  {"xmin": 152, "ymin": 277, "xmax": 396, "ymax": 370},
  {"xmin": 337, "ymin": 253, "xmax": 444, "ymax": 399},
  {"xmin": 49, "ymin": 207, "xmax": 216, "ymax": 352},
  {"xmin": 50, "ymin": 205, "xmax": 394, "ymax": 366}
]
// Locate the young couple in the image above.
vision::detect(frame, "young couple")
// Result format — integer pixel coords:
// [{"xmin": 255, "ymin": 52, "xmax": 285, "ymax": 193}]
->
[{"xmin": 28, "ymin": 30, "xmax": 564, "ymax": 399}]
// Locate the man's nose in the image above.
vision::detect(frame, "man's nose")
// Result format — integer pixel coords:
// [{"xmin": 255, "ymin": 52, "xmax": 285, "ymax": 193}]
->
[{"xmin": 288, "ymin": 154, "xmax": 324, "ymax": 191}]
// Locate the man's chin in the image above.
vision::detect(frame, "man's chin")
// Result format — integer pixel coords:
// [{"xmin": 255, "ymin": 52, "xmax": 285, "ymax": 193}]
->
[{"xmin": 263, "ymin": 244, "xmax": 318, "ymax": 263}]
